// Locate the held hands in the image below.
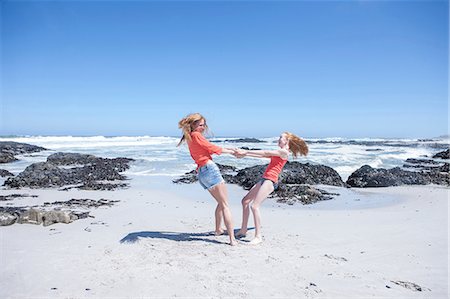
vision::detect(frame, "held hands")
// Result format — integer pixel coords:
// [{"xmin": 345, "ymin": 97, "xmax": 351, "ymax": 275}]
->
[{"xmin": 232, "ymin": 148, "xmax": 247, "ymax": 158}]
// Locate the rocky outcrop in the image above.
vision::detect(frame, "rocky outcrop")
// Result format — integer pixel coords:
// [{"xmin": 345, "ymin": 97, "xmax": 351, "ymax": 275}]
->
[
  {"xmin": 61, "ymin": 182, "xmax": 129, "ymax": 191},
  {"xmin": 433, "ymin": 149, "xmax": 450, "ymax": 159},
  {"xmin": 211, "ymin": 138, "xmax": 265, "ymax": 143},
  {"xmin": 403, "ymin": 158, "xmax": 443, "ymax": 169},
  {"xmin": 0, "ymin": 141, "xmax": 46, "ymax": 155},
  {"xmin": 0, "ymin": 142, "xmax": 47, "ymax": 164},
  {"xmin": 42, "ymin": 198, "xmax": 120, "ymax": 209},
  {"xmin": 174, "ymin": 162, "xmax": 344, "ymax": 204},
  {"xmin": 0, "ymin": 152, "xmax": 17, "ymax": 163},
  {"xmin": 0, "ymin": 169, "xmax": 14, "ymax": 177},
  {"xmin": 346, "ymin": 165, "xmax": 426, "ymax": 187},
  {"xmin": 307, "ymin": 139, "xmax": 449, "ymax": 150},
  {"xmin": 0, "ymin": 198, "xmax": 118, "ymax": 226},
  {"xmin": 347, "ymin": 148, "xmax": 450, "ymax": 188},
  {"xmin": 47, "ymin": 152, "xmax": 98, "ymax": 165},
  {"xmin": 3, "ymin": 153, "xmax": 134, "ymax": 190},
  {"xmin": 226, "ymin": 138, "xmax": 265, "ymax": 143},
  {"xmin": 230, "ymin": 162, "xmax": 345, "ymax": 190},
  {"xmin": 5, "ymin": 162, "xmax": 70, "ymax": 188},
  {"xmin": 0, "ymin": 194, "xmax": 38, "ymax": 201},
  {"xmin": 272, "ymin": 184, "xmax": 339, "ymax": 205},
  {"xmin": 346, "ymin": 165, "xmax": 449, "ymax": 187},
  {"xmin": 172, "ymin": 163, "xmax": 237, "ymax": 185}
]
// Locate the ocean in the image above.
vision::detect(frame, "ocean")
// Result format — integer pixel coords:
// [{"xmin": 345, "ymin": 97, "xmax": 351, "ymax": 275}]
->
[{"xmin": 0, "ymin": 135, "xmax": 448, "ymax": 181}]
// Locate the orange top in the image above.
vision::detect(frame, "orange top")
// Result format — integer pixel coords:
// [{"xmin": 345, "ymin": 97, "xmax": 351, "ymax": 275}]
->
[
  {"xmin": 187, "ymin": 131, "xmax": 223, "ymax": 167},
  {"xmin": 263, "ymin": 156, "xmax": 287, "ymax": 183}
]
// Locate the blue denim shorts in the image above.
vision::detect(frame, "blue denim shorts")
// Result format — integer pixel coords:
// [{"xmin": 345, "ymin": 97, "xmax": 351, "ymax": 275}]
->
[
  {"xmin": 197, "ymin": 161, "xmax": 225, "ymax": 190},
  {"xmin": 259, "ymin": 178, "xmax": 279, "ymax": 190}
]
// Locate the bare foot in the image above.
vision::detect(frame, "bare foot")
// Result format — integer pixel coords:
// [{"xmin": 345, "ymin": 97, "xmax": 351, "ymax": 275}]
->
[
  {"xmin": 235, "ymin": 230, "xmax": 247, "ymax": 238},
  {"xmin": 248, "ymin": 237, "xmax": 262, "ymax": 245},
  {"xmin": 230, "ymin": 239, "xmax": 238, "ymax": 246},
  {"xmin": 215, "ymin": 229, "xmax": 225, "ymax": 236}
]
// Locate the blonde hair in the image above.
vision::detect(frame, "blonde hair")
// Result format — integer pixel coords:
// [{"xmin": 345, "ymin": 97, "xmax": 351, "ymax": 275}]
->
[
  {"xmin": 284, "ymin": 131, "xmax": 309, "ymax": 158},
  {"xmin": 177, "ymin": 113, "xmax": 208, "ymax": 146}
]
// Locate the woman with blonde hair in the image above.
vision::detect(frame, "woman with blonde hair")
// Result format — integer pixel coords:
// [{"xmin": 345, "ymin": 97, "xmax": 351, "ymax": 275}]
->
[
  {"xmin": 235, "ymin": 132, "xmax": 308, "ymax": 245},
  {"xmin": 177, "ymin": 113, "xmax": 238, "ymax": 246}
]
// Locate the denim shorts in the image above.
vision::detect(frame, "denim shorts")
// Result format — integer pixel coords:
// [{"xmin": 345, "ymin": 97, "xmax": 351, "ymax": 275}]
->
[
  {"xmin": 259, "ymin": 178, "xmax": 279, "ymax": 190},
  {"xmin": 197, "ymin": 161, "xmax": 225, "ymax": 190}
]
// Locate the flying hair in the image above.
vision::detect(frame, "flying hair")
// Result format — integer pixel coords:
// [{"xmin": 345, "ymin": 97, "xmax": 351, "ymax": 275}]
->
[
  {"xmin": 284, "ymin": 131, "xmax": 308, "ymax": 158},
  {"xmin": 177, "ymin": 113, "xmax": 208, "ymax": 146}
]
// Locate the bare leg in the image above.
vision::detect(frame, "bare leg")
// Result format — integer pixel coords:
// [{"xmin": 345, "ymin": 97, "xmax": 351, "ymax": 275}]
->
[
  {"xmin": 249, "ymin": 180, "xmax": 274, "ymax": 244},
  {"xmin": 237, "ymin": 182, "xmax": 262, "ymax": 237},
  {"xmin": 208, "ymin": 183, "xmax": 237, "ymax": 246},
  {"xmin": 215, "ymin": 204, "xmax": 224, "ymax": 235}
]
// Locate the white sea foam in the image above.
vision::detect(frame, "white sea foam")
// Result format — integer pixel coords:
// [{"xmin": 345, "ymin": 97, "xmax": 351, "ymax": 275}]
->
[
  {"xmin": 0, "ymin": 136, "xmax": 179, "ymax": 149},
  {"xmin": 0, "ymin": 135, "xmax": 447, "ymax": 179}
]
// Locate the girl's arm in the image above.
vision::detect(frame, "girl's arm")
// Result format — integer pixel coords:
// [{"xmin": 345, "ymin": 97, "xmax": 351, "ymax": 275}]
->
[
  {"xmin": 244, "ymin": 149, "xmax": 288, "ymax": 160},
  {"xmin": 221, "ymin": 147, "xmax": 238, "ymax": 155},
  {"xmin": 191, "ymin": 133, "xmax": 237, "ymax": 156},
  {"xmin": 191, "ymin": 132, "xmax": 223, "ymax": 155}
]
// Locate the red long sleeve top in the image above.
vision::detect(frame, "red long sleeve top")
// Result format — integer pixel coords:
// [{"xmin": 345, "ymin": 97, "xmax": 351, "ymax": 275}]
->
[{"xmin": 187, "ymin": 132, "xmax": 223, "ymax": 168}]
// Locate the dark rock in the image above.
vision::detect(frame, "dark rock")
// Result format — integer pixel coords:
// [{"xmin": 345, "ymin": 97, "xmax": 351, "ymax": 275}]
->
[
  {"xmin": 403, "ymin": 158, "xmax": 444, "ymax": 171},
  {"xmin": 404, "ymin": 158, "xmax": 442, "ymax": 166},
  {"xmin": 172, "ymin": 163, "xmax": 237, "ymax": 185},
  {"xmin": 432, "ymin": 149, "xmax": 450, "ymax": 159},
  {"xmin": 281, "ymin": 162, "xmax": 345, "ymax": 186},
  {"xmin": 307, "ymin": 139, "xmax": 449, "ymax": 150},
  {"xmin": 3, "ymin": 153, "xmax": 134, "ymax": 189},
  {"xmin": 4, "ymin": 162, "xmax": 72, "ymax": 188},
  {"xmin": 172, "ymin": 170, "xmax": 197, "ymax": 184},
  {"xmin": 0, "ymin": 169, "xmax": 14, "ymax": 177},
  {"xmin": 42, "ymin": 198, "xmax": 120, "ymax": 209},
  {"xmin": 230, "ymin": 162, "xmax": 345, "ymax": 190},
  {"xmin": 438, "ymin": 163, "xmax": 449, "ymax": 172},
  {"xmin": 346, "ymin": 165, "xmax": 435, "ymax": 187},
  {"xmin": 0, "ymin": 206, "xmax": 27, "ymax": 214},
  {"xmin": 0, "ymin": 152, "xmax": 17, "ymax": 164},
  {"xmin": 0, "ymin": 141, "xmax": 46, "ymax": 155},
  {"xmin": 226, "ymin": 138, "xmax": 265, "ymax": 143},
  {"xmin": 0, "ymin": 193, "xmax": 38, "ymax": 201},
  {"xmin": 226, "ymin": 164, "xmax": 264, "ymax": 189},
  {"xmin": 174, "ymin": 162, "xmax": 343, "ymax": 204},
  {"xmin": 324, "ymin": 254, "xmax": 348, "ymax": 262},
  {"xmin": 63, "ymin": 182, "xmax": 129, "ymax": 191},
  {"xmin": 47, "ymin": 152, "xmax": 98, "ymax": 165},
  {"xmin": 401, "ymin": 157, "xmax": 449, "ymax": 185},
  {"xmin": 272, "ymin": 184, "xmax": 339, "ymax": 205},
  {"xmin": 390, "ymin": 280, "xmax": 424, "ymax": 292},
  {"xmin": 240, "ymin": 147, "xmax": 262, "ymax": 150},
  {"xmin": 0, "ymin": 141, "xmax": 46, "ymax": 164}
]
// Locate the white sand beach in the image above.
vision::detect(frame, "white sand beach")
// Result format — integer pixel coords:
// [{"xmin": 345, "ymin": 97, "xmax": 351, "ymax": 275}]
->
[{"xmin": 0, "ymin": 176, "xmax": 448, "ymax": 298}]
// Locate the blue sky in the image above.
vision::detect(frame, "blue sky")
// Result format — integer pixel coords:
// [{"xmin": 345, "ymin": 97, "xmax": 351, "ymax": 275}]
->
[{"xmin": 1, "ymin": 0, "xmax": 448, "ymax": 138}]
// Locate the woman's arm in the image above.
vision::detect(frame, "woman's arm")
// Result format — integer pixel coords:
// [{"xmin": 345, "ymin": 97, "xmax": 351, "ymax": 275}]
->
[
  {"xmin": 221, "ymin": 147, "xmax": 238, "ymax": 155},
  {"xmin": 191, "ymin": 132, "xmax": 238, "ymax": 156},
  {"xmin": 191, "ymin": 132, "xmax": 223, "ymax": 155},
  {"xmin": 243, "ymin": 149, "xmax": 288, "ymax": 159}
]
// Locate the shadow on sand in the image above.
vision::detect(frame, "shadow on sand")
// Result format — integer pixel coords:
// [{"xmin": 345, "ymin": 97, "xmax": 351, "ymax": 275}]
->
[
  {"xmin": 120, "ymin": 231, "xmax": 224, "ymax": 245},
  {"xmin": 120, "ymin": 228, "xmax": 255, "ymax": 245}
]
